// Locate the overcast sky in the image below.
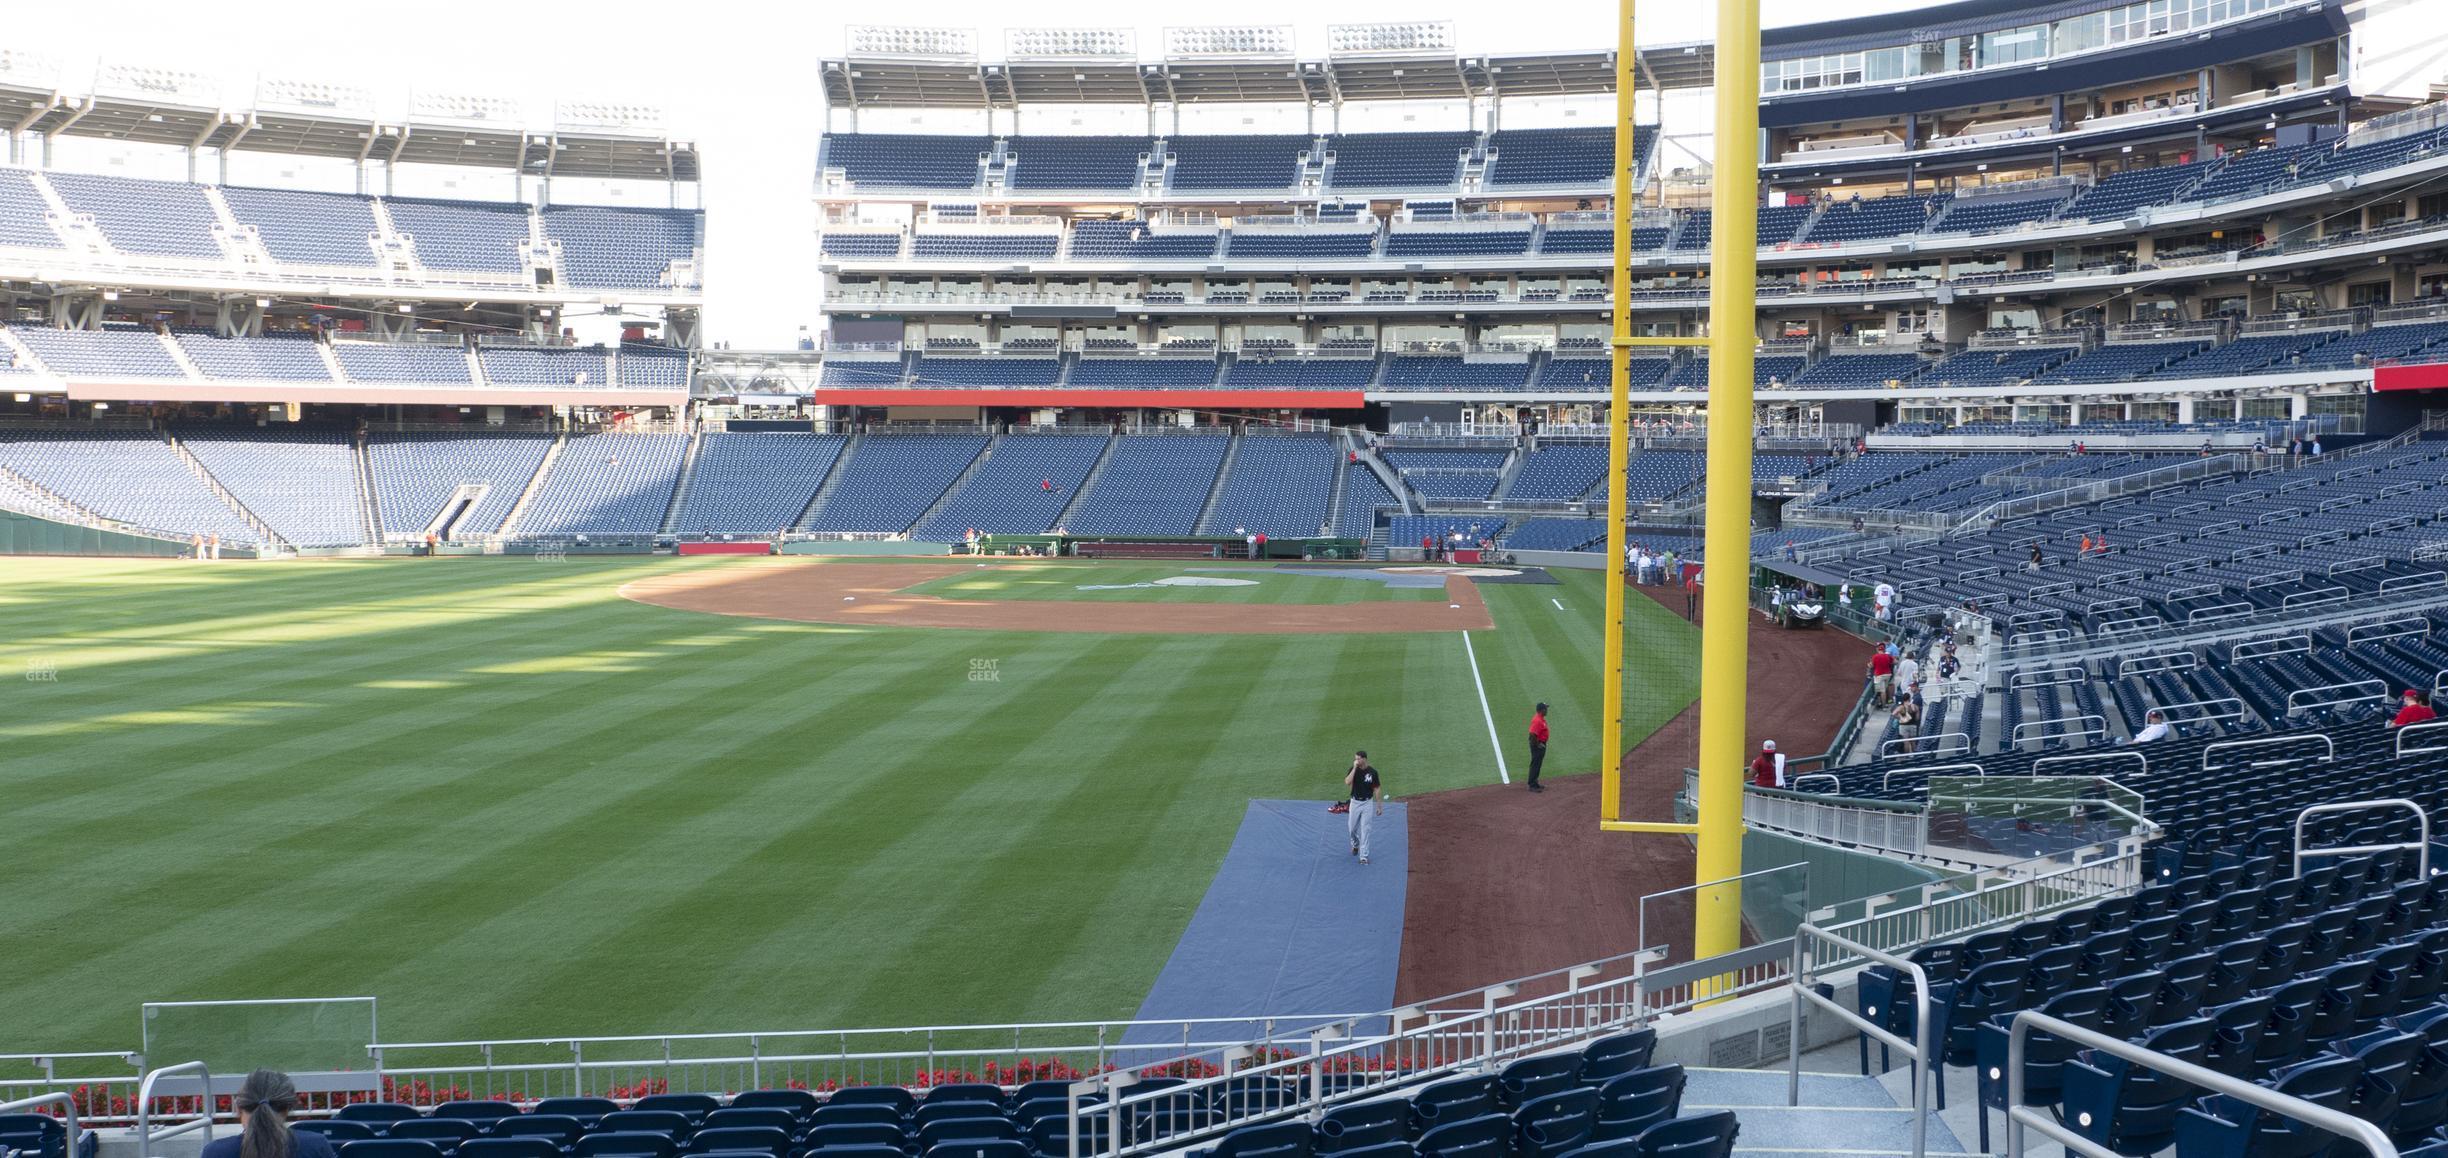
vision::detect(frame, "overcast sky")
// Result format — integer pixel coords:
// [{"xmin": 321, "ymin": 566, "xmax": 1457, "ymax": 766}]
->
[{"xmin": 7, "ymin": 0, "xmax": 2443, "ymax": 347}]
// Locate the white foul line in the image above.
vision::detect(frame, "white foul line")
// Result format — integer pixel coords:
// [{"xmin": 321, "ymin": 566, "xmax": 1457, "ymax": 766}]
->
[
  {"xmin": 1462, "ymin": 630, "xmax": 1510, "ymax": 783},
  {"xmin": 1551, "ymin": 598, "xmax": 1567, "ymax": 611}
]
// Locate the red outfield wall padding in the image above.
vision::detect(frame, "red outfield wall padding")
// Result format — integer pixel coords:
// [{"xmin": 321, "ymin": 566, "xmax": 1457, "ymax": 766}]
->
[
  {"xmin": 809, "ymin": 389, "xmax": 1368, "ymax": 409},
  {"xmin": 2375, "ymin": 363, "xmax": 2448, "ymax": 392},
  {"xmin": 675, "ymin": 542, "xmax": 775, "ymax": 556}
]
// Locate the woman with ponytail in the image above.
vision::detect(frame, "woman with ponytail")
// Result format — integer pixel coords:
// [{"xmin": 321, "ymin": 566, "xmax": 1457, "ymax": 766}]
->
[{"xmin": 201, "ymin": 1070, "xmax": 338, "ymax": 1158}]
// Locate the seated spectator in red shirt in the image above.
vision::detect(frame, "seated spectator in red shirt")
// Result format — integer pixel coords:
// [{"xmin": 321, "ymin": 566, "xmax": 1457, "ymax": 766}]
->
[{"xmin": 2391, "ymin": 690, "xmax": 2436, "ymax": 729}]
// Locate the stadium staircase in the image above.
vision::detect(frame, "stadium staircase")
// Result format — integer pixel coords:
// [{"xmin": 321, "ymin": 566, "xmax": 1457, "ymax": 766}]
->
[
  {"xmin": 658, "ymin": 428, "xmax": 707, "ymax": 535},
  {"xmin": 1190, "ymin": 433, "xmax": 1241, "ymax": 533},
  {"xmin": 201, "ymin": 186, "xmax": 269, "ymax": 268},
  {"xmin": 351, "ymin": 433, "xmax": 383, "ymax": 546},
  {"xmin": 905, "ymin": 435, "xmax": 999, "ymax": 534},
  {"xmin": 158, "ymin": 331, "xmax": 206, "ymax": 380},
  {"xmin": 494, "ymin": 429, "xmax": 568, "ymax": 538},
  {"xmin": 1687, "ymin": 1067, "xmax": 1970, "ymax": 1158},
  {"xmin": 1487, "ymin": 442, "xmax": 1527, "ymax": 501},
  {"xmin": 27, "ymin": 172, "xmax": 106, "ymax": 256},
  {"xmin": 792, "ymin": 433, "xmax": 862, "ymax": 529},
  {"xmin": 161, "ymin": 429, "xmax": 292, "ymax": 552},
  {"xmin": 1050, "ymin": 433, "xmax": 1121, "ymax": 528},
  {"xmin": 1323, "ymin": 444, "xmax": 1352, "ymax": 533},
  {"xmin": 1357, "ymin": 448, "xmax": 1416, "ymax": 515}
]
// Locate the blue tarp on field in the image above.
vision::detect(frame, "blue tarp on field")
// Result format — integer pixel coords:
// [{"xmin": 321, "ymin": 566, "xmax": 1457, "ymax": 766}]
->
[{"xmin": 1118, "ymin": 798, "xmax": 1408, "ymax": 1053}]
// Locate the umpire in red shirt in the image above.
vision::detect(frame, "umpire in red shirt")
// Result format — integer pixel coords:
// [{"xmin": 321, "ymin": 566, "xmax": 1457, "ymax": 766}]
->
[{"xmin": 1526, "ymin": 703, "xmax": 1550, "ymax": 792}]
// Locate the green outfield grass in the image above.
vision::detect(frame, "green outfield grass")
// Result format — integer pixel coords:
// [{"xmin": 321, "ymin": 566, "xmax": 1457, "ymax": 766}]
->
[
  {"xmin": 903, "ymin": 561, "xmax": 1446, "ymax": 603},
  {"xmin": 0, "ymin": 556, "xmax": 1697, "ymax": 1056}
]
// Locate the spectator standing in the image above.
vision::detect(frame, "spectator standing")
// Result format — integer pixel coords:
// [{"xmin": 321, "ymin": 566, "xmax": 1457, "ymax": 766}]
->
[
  {"xmin": 1897, "ymin": 652, "xmax": 1920, "ymax": 694},
  {"xmin": 1892, "ymin": 694, "xmax": 1921, "ymax": 751},
  {"xmin": 1344, "ymin": 752, "xmax": 1386, "ymax": 864},
  {"xmin": 1525, "ymin": 703, "xmax": 1550, "ymax": 792},
  {"xmin": 1873, "ymin": 581, "xmax": 1896, "ymax": 621},
  {"xmin": 1684, "ymin": 567, "xmax": 1701, "ymax": 620},
  {"xmin": 1254, "ymin": 531, "xmax": 1267, "ymax": 558},
  {"xmin": 1868, "ymin": 648, "xmax": 1897, "ymax": 706},
  {"xmin": 1750, "ymin": 741, "xmax": 1785, "ymax": 787}
]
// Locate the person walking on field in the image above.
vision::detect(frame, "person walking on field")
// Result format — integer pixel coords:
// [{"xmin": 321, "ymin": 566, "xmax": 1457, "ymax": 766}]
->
[
  {"xmin": 1525, "ymin": 703, "xmax": 1550, "ymax": 792},
  {"xmin": 1345, "ymin": 751, "xmax": 1387, "ymax": 864}
]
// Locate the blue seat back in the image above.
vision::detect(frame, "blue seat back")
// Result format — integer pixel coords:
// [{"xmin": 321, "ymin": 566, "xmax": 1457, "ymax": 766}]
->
[
  {"xmin": 1576, "ymin": 1031, "xmax": 1657, "ymax": 1084},
  {"xmin": 1630, "ymin": 1112, "xmax": 1737, "ymax": 1158},
  {"xmin": 535, "ymin": 1098, "xmax": 621, "ymax": 1126},
  {"xmin": 1205, "ymin": 1121, "xmax": 1313, "ymax": 1158},
  {"xmin": 337, "ymin": 1105, "xmax": 426, "ymax": 1126},
  {"xmin": 1316, "ymin": 1099, "xmax": 1407, "ymax": 1151},
  {"xmin": 298, "ymin": 1122, "xmax": 380, "ymax": 1143},
  {"xmin": 491, "ymin": 1116, "xmax": 581, "ymax": 1144},
  {"xmin": 1415, "ymin": 1112, "xmax": 1509, "ymax": 1158},
  {"xmin": 687, "ymin": 1127, "xmax": 790, "ymax": 1156},
  {"xmin": 460, "ymin": 1140, "xmax": 562, "ymax": 1158},
  {"xmin": 730, "ymin": 1091, "xmax": 821, "ymax": 1119},
  {"xmin": 431, "ymin": 1103, "xmax": 522, "ymax": 1123}
]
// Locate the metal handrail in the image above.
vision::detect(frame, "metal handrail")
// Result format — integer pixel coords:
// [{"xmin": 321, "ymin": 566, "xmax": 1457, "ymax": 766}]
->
[
  {"xmin": 2010, "ymin": 714, "xmax": 2107, "ymax": 746},
  {"xmin": 136, "ymin": 1061, "xmax": 215, "ymax": 1150},
  {"xmin": 1791, "ymin": 773, "xmax": 1842, "ymax": 793},
  {"xmin": 1789, "ymin": 925, "xmax": 1931, "ymax": 1158},
  {"xmin": 1883, "ymin": 762, "xmax": 1986, "ymax": 792},
  {"xmin": 0, "ymin": 1094, "xmax": 78, "ymax": 1156},
  {"xmin": 1881, "ymin": 732, "xmax": 1970, "ymax": 759},
  {"xmin": 2203, "ymin": 732, "xmax": 2335, "ymax": 770},
  {"xmin": 2006, "ymin": 1010, "xmax": 2398, "ymax": 1158},
  {"xmin": 2293, "ymin": 799, "xmax": 2430, "ymax": 878},
  {"xmin": 2397, "ymin": 718, "xmax": 2448, "ymax": 758},
  {"xmin": 2285, "ymin": 679, "xmax": 2386, "ymax": 715},
  {"xmin": 2030, "ymin": 750, "xmax": 2147, "ymax": 778}
]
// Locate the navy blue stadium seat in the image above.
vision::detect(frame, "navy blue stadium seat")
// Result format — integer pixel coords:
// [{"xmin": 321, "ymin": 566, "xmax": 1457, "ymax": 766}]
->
[
  {"xmin": 801, "ymin": 1124, "xmax": 909, "ymax": 1153},
  {"xmin": 1317, "ymin": 1100, "xmax": 1408, "ymax": 1152},
  {"xmin": 1499, "ymin": 1055, "xmax": 1582, "ymax": 1109},
  {"xmin": 386, "ymin": 1119, "xmax": 481, "ymax": 1152},
  {"xmin": 917, "ymin": 1118, "xmax": 1020, "ymax": 1150},
  {"xmin": 2060, "ymin": 1016, "xmax": 2218, "ymax": 1156},
  {"xmin": 601, "ymin": 1111, "xmax": 696, "ymax": 1140},
  {"xmin": 638, "ymin": 1095, "xmax": 722, "ymax": 1123},
  {"xmin": 828, "ymin": 1089, "xmax": 918, "ymax": 1116},
  {"xmin": 536, "ymin": 1099, "xmax": 621, "ymax": 1128},
  {"xmin": 1627, "ymin": 1113, "xmax": 1736, "ymax": 1158},
  {"xmin": 910, "ymin": 1102, "xmax": 1003, "ymax": 1131},
  {"xmin": 810, "ymin": 1106, "xmax": 904, "ymax": 1131},
  {"xmin": 432, "ymin": 1104, "xmax": 523, "ymax": 1125},
  {"xmin": 922, "ymin": 1142, "xmax": 1030, "ymax": 1158},
  {"xmin": 1196, "ymin": 1121, "xmax": 1313, "ymax": 1158},
  {"xmin": 1591, "ymin": 1067, "xmax": 1684, "ymax": 1141},
  {"xmin": 920, "ymin": 1086, "xmax": 1003, "ymax": 1107},
  {"xmin": 342, "ymin": 1141, "xmax": 451, "ymax": 1158},
  {"xmin": 1513, "ymin": 1088, "xmax": 1600, "ymax": 1158},
  {"xmin": 492, "ymin": 1117, "xmax": 584, "ymax": 1146},
  {"xmin": 338, "ymin": 1105, "xmax": 426, "ymax": 1130},
  {"xmin": 460, "ymin": 1140, "xmax": 564, "ymax": 1158},
  {"xmin": 578, "ymin": 1133, "xmax": 682, "ymax": 1158},
  {"xmin": 803, "ymin": 1147, "xmax": 904, "ymax": 1158},
  {"xmin": 300, "ymin": 1123, "xmax": 383, "ymax": 1144},
  {"xmin": 2174, "ymin": 1053, "xmax": 2367, "ymax": 1158},
  {"xmin": 732, "ymin": 1092, "xmax": 822, "ymax": 1119},
  {"xmin": 1576, "ymin": 1030, "xmax": 1657, "ymax": 1084},
  {"xmin": 1409, "ymin": 1076, "xmax": 1498, "ymax": 1134},
  {"xmin": 707, "ymin": 1110, "xmax": 800, "ymax": 1134},
  {"xmin": 689, "ymin": 1127, "xmax": 791, "ymax": 1157},
  {"xmin": 1414, "ymin": 1113, "xmax": 1509, "ymax": 1158}
]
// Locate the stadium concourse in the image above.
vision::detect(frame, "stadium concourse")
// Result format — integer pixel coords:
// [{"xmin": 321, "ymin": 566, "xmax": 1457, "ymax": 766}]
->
[{"xmin": 28, "ymin": 3, "xmax": 2448, "ymax": 1158}]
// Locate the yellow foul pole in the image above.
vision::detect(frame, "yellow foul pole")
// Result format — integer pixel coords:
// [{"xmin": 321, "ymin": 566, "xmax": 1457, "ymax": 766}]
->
[
  {"xmin": 1693, "ymin": 0, "xmax": 1763, "ymax": 962},
  {"xmin": 1599, "ymin": 0, "xmax": 1636, "ymax": 821}
]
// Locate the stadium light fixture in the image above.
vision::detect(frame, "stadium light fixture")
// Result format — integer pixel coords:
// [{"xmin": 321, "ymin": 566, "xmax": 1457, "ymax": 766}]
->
[
  {"xmin": 0, "ymin": 49, "xmax": 61, "ymax": 88},
  {"xmin": 1163, "ymin": 25, "xmax": 1294, "ymax": 59},
  {"xmin": 94, "ymin": 61, "xmax": 220, "ymax": 107},
  {"xmin": 1326, "ymin": 21, "xmax": 1455, "ymax": 56},
  {"xmin": 411, "ymin": 90, "xmax": 521, "ymax": 127},
  {"xmin": 846, "ymin": 26, "xmax": 979, "ymax": 60},
  {"xmin": 256, "ymin": 76, "xmax": 376, "ymax": 120},
  {"xmin": 1006, "ymin": 28, "xmax": 1135, "ymax": 60}
]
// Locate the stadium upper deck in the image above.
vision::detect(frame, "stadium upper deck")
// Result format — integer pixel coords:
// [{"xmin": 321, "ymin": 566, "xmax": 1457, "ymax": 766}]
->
[{"xmin": 806, "ymin": 5, "xmax": 2440, "ymax": 416}]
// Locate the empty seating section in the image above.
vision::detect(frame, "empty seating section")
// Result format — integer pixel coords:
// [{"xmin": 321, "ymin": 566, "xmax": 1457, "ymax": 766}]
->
[
  {"xmin": 385, "ymin": 198, "xmax": 529, "ymax": 274},
  {"xmin": 1918, "ymin": 346, "xmax": 2076, "ymax": 386},
  {"xmin": 0, "ymin": 169, "xmax": 62, "ymax": 249},
  {"xmin": 2189, "ymin": 141, "xmax": 2324, "ymax": 200},
  {"xmin": 2298, "ymin": 321, "xmax": 2448, "ymax": 368},
  {"xmin": 1934, "ymin": 193, "xmax": 2067, "ymax": 234},
  {"xmin": 912, "ymin": 434, "xmax": 1107, "ymax": 538},
  {"xmin": 822, "ymin": 233, "xmax": 904, "ymax": 259},
  {"xmin": 1068, "ymin": 358, "xmax": 1217, "ymax": 389},
  {"xmin": 820, "ymin": 357, "xmax": 905, "ymax": 388},
  {"xmin": 542, "ymin": 207, "xmax": 698, "ymax": 290},
  {"xmin": 367, "ymin": 432, "xmax": 551, "ymax": 538},
  {"xmin": 1505, "ymin": 517, "xmax": 1607, "ymax": 551},
  {"xmin": 174, "ymin": 332, "xmax": 331, "ymax": 381},
  {"xmin": 1337, "ymin": 468, "xmax": 1397, "ymax": 537},
  {"xmin": 1380, "ymin": 357, "xmax": 1531, "ymax": 392},
  {"xmin": 803, "ymin": 435, "xmax": 986, "ymax": 533},
  {"xmin": 619, "ymin": 346, "xmax": 692, "ymax": 389},
  {"xmin": 1065, "ymin": 434, "xmax": 1230, "ymax": 535},
  {"xmin": 1326, "ymin": 132, "xmax": 1473, "ymax": 191},
  {"xmin": 0, "ymin": 430, "xmax": 260, "ymax": 545},
  {"xmin": 1540, "ymin": 227, "xmax": 1610, "ymax": 254},
  {"xmin": 2039, "ymin": 341, "xmax": 2205, "ymax": 383},
  {"xmin": 821, "ymin": 134, "xmax": 989, "ymax": 190},
  {"xmin": 1069, "ymin": 221, "xmax": 1217, "ymax": 261},
  {"xmin": 1668, "ymin": 354, "xmax": 1809, "ymax": 390},
  {"xmin": 518, "ymin": 433, "xmax": 687, "ymax": 536},
  {"xmin": 1223, "ymin": 231, "xmax": 1375, "ymax": 259},
  {"xmin": 1508, "ymin": 444, "xmax": 1606, "ymax": 500},
  {"xmin": 2154, "ymin": 332, "xmax": 2341, "ymax": 378},
  {"xmin": 221, "ymin": 186, "xmax": 379, "ymax": 267},
  {"xmin": 1804, "ymin": 195, "xmax": 1942, "ymax": 244},
  {"xmin": 1613, "ymin": 451, "xmax": 1703, "ymax": 503},
  {"xmin": 1223, "ymin": 358, "xmax": 1374, "ymax": 389},
  {"xmin": 1484, "ymin": 127, "xmax": 1629, "ymax": 189},
  {"xmin": 1790, "ymin": 354, "xmax": 1925, "ymax": 389},
  {"xmin": 1385, "ymin": 228, "xmax": 1532, "ymax": 258},
  {"xmin": 11, "ymin": 325, "xmax": 185, "ymax": 378},
  {"xmin": 43, "ymin": 171, "xmax": 222, "ymax": 258},
  {"xmin": 670, "ymin": 433, "xmax": 848, "ymax": 536},
  {"xmin": 911, "ymin": 357, "xmax": 1060, "ymax": 388},
  {"xmin": 2066, "ymin": 161, "xmax": 2213, "ymax": 219},
  {"xmin": 1202, "ymin": 435, "xmax": 1335, "ymax": 536},
  {"xmin": 1004, "ymin": 137, "xmax": 1151, "ymax": 192},
  {"xmin": 1386, "ymin": 448, "xmax": 1508, "ymax": 501},
  {"xmin": 1166, "ymin": 136, "xmax": 1310, "ymax": 193},
  {"xmin": 911, "ymin": 231, "xmax": 1059, "ymax": 261},
  {"xmin": 480, "ymin": 347, "xmax": 611, "ymax": 388},
  {"xmin": 337, "ymin": 342, "xmax": 474, "ymax": 384},
  {"xmin": 177, "ymin": 428, "xmax": 363, "ymax": 546},
  {"xmin": 1757, "ymin": 204, "xmax": 1814, "ymax": 246}
]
